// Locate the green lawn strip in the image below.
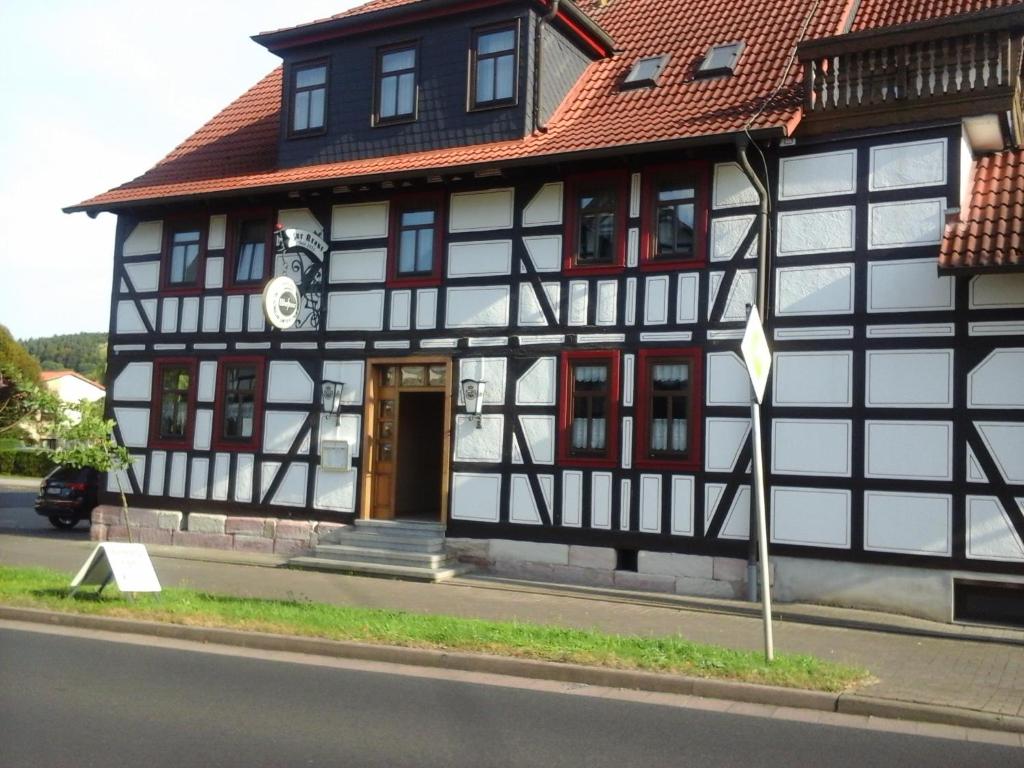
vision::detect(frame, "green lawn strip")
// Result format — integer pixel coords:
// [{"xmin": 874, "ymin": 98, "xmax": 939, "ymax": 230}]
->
[{"xmin": 0, "ymin": 565, "xmax": 867, "ymax": 692}]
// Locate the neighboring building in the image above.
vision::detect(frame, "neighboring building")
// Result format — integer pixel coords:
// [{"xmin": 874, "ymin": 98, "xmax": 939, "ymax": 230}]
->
[
  {"xmin": 41, "ymin": 371, "xmax": 106, "ymax": 408},
  {"xmin": 67, "ymin": 0, "xmax": 1024, "ymax": 622}
]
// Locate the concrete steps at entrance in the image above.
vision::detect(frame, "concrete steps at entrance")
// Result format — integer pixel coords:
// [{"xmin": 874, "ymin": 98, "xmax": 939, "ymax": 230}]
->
[{"xmin": 288, "ymin": 519, "xmax": 469, "ymax": 582}]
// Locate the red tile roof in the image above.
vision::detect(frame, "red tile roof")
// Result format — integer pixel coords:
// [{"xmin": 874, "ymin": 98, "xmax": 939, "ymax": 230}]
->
[
  {"xmin": 940, "ymin": 149, "xmax": 1024, "ymax": 271},
  {"xmin": 848, "ymin": 0, "xmax": 1021, "ymax": 32},
  {"xmin": 69, "ymin": 0, "xmax": 850, "ymax": 212},
  {"xmin": 40, "ymin": 370, "xmax": 105, "ymax": 390}
]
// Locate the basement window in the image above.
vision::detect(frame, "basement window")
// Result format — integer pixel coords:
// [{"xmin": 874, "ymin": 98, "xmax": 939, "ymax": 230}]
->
[
  {"xmin": 622, "ymin": 54, "xmax": 669, "ymax": 89},
  {"xmin": 696, "ymin": 41, "xmax": 744, "ymax": 78}
]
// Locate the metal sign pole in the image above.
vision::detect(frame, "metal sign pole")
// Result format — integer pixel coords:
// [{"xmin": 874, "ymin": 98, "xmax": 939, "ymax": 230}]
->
[{"xmin": 750, "ymin": 395, "xmax": 774, "ymax": 663}]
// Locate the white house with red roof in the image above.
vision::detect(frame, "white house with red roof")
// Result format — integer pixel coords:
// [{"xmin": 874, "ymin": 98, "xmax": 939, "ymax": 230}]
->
[
  {"xmin": 66, "ymin": 0, "xmax": 1024, "ymax": 623},
  {"xmin": 41, "ymin": 371, "xmax": 106, "ymax": 406}
]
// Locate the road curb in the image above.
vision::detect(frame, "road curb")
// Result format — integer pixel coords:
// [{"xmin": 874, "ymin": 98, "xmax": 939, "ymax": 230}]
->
[{"xmin": 4, "ymin": 605, "xmax": 1023, "ymax": 735}]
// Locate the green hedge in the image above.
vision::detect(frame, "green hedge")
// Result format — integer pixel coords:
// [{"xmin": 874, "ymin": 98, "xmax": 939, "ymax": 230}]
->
[{"xmin": 0, "ymin": 450, "xmax": 56, "ymax": 478}]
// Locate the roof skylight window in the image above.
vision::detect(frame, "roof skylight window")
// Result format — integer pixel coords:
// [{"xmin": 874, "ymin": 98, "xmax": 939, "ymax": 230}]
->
[
  {"xmin": 622, "ymin": 54, "xmax": 670, "ymax": 89},
  {"xmin": 696, "ymin": 42, "xmax": 744, "ymax": 78}
]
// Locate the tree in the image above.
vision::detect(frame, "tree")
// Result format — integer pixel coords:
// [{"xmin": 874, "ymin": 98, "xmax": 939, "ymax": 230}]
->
[{"xmin": 0, "ymin": 325, "xmax": 61, "ymax": 447}]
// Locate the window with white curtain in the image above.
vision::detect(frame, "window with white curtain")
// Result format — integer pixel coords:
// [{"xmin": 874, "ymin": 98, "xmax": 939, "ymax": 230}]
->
[
  {"xmin": 647, "ymin": 359, "xmax": 690, "ymax": 457},
  {"xmin": 571, "ymin": 362, "xmax": 609, "ymax": 456}
]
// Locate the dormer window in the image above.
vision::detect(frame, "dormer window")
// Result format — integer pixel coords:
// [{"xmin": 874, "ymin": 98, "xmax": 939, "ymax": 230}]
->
[
  {"xmin": 290, "ymin": 61, "xmax": 328, "ymax": 135},
  {"xmin": 376, "ymin": 45, "xmax": 417, "ymax": 124},
  {"xmin": 696, "ymin": 42, "xmax": 743, "ymax": 78},
  {"xmin": 622, "ymin": 55, "xmax": 670, "ymax": 89},
  {"xmin": 470, "ymin": 23, "xmax": 518, "ymax": 109}
]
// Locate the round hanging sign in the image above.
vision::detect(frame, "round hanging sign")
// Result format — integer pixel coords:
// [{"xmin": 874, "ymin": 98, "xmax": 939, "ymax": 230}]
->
[{"xmin": 262, "ymin": 276, "xmax": 301, "ymax": 330}]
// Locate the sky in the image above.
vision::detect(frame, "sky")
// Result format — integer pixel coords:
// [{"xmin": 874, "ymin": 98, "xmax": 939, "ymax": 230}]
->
[{"xmin": 0, "ymin": 0, "xmax": 365, "ymax": 342}]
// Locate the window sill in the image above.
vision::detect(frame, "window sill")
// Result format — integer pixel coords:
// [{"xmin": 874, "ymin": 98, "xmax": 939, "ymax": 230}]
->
[
  {"xmin": 634, "ymin": 456, "xmax": 701, "ymax": 472},
  {"xmin": 639, "ymin": 257, "xmax": 705, "ymax": 271},
  {"xmin": 388, "ymin": 273, "xmax": 441, "ymax": 288}
]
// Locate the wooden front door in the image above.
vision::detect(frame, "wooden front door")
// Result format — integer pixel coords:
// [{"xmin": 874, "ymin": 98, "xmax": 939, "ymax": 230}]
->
[{"xmin": 362, "ymin": 358, "xmax": 452, "ymax": 522}]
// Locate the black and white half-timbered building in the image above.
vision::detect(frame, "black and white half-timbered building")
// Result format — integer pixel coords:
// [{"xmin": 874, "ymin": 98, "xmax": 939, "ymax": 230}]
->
[{"xmin": 68, "ymin": 0, "xmax": 1024, "ymax": 622}]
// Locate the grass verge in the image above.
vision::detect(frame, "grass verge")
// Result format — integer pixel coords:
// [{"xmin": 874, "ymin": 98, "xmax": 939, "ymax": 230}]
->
[{"xmin": 0, "ymin": 564, "xmax": 867, "ymax": 692}]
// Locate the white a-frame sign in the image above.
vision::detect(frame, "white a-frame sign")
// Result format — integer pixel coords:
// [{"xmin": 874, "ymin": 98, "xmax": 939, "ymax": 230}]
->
[{"xmin": 70, "ymin": 543, "xmax": 162, "ymax": 596}]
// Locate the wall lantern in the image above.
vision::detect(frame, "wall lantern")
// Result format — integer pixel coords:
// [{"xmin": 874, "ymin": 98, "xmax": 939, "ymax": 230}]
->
[
  {"xmin": 460, "ymin": 379, "xmax": 486, "ymax": 429},
  {"xmin": 321, "ymin": 380, "xmax": 345, "ymax": 424}
]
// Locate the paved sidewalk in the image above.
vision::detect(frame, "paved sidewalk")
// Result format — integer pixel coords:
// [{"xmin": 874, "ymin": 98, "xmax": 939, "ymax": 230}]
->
[{"xmin": 2, "ymin": 533, "xmax": 1023, "ymax": 727}]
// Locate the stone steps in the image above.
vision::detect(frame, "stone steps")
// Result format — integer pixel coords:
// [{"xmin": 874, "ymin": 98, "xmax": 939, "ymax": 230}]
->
[
  {"xmin": 313, "ymin": 544, "xmax": 457, "ymax": 569},
  {"xmin": 289, "ymin": 557, "xmax": 469, "ymax": 582}
]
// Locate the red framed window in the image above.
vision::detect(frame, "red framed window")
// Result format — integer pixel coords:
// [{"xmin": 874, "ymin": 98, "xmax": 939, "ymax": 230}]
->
[
  {"xmin": 160, "ymin": 219, "xmax": 206, "ymax": 293},
  {"xmin": 150, "ymin": 359, "xmax": 197, "ymax": 449},
  {"xmin": 290, "ymin": 59, "xmax": 328, "ymax": 136},
  {"xmin": 388, "ymin": 193, "xmax": 444, "ymax": 287},
  {"xmin": 640, "ymin": 163, "xmax": 710, "ymax": 268},
  {"xmin": 634, "ymin": 348, "xmax": 702, "ymax": 470},
  {"xmin": 211, "ymin": 357, "xmax": 265, "ymax": 451},
  {"xmin": 226, "ymin": 213, "xmax": 273, "ymax": 292},
  {"xmin": 564, "ymin": 172, "xmax": 628, "ymax": 274},
  {"xmin": 557, "ymin": 350, "xmax": 621, "ymax": 468}
]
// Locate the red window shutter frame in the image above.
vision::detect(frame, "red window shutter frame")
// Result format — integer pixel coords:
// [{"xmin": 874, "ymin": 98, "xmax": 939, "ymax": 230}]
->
[
  {"xmin": 557, "ymin": 349, "xmax": 622, "ymax": 468},
  {"xmin": 634, "ymin": 347, "xmax": 703, "ymax": 471},
  {"xmin": 210, "ymin": 356, "xmax": 267, "ymax": 452},
  {"xmin": 639, "ymin": 161, "xmax": 710, "ymax": 270},
  {"xmin": 386, "ymin": 191, "xmax": 445, "ymax": 288},
  {"xmin": 159, "ymin": 216, "xmax": 208, "ymax": 296},
  {"xmin": 563, "ymin": 170, "xmax": 630, "ymax": 276},
  {"xmin": 149, "ymin": 357, "xmax": 198, "ymax": 451},
  {"xmin": 223, "ymin": 209, "xmax": 275, "ymax": 294}
]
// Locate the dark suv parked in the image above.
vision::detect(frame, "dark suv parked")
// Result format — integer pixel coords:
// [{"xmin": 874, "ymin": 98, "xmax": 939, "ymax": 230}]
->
[{"xmin": 34, "ymin": 466, "xmax": 99, "ymax": 530}]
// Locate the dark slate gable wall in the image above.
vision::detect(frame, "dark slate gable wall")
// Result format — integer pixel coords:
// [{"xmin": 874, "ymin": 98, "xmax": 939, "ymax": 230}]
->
[
  {"xmin": 276, "ymin": 7, "xmax": 542, "ymax": 169},
  {"xmin": 537, "ymin": 21, "xmax": 591, "ymax": 128}
]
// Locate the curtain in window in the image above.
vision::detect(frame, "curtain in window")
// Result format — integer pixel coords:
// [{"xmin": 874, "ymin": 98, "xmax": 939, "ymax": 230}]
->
[
  {"xmin": 652, "ymin": 364, "xmax": 687, "ymax": 386},
  {"xmin": 572, "ymin": 418, "xmax": 606, "ymax": 450},
  {"xmin": 650, "ymin": 419, "xmax": 687, "ymax": 451},
  {"xmin": 574, "ymin": 365, "xmax": 607, "ymax": 384}
]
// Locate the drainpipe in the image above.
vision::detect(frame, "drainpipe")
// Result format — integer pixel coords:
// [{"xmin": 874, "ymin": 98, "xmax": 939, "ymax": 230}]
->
[
  {"xmin": 532, "ymin": 0, "xmax": 560, "ymax": 132},
  {"xmin": 735, "ymin": 136, "xmax": 770, "ymax": 603}
]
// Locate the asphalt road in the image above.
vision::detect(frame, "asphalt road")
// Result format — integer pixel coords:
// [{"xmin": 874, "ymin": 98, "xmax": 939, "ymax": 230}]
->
[
  {"xmin": 0, "ymin": 483, "xmax": 90, "ymax": 538},
  {"xmin": 0, "ymin": 626, "xmax": 1017, "ymax": 768}
]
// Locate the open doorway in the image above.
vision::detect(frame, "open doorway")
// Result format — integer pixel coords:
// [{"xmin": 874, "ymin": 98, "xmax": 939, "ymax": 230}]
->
[{"xmin": 394, "ymin": 391, "xmax": 445, "ymax": 519}]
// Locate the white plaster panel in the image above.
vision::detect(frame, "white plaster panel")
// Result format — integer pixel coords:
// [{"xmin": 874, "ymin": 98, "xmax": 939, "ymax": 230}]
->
[
  {"xmin": 123, "ymin": 221, "xmax": 163, "ymax": 257},
  {"xmin": 591, "ymin": 472, "xmax": 613, "ymax": 530},
  {"xmin": 271, "ymin": 463, "xmax": 308, "ymax": 507},
  {"xmin": 625, "ymin": 277, "xmax": 637, "ymax": 326},
  {"xmin": 568, "ymin": 281, "xmax": 588, "ymax": 326},
  {"xmin": 519, "ymin": 415, "xmax": 555, "ymax": 464},
  {"xmin": 627, "ymin": 227, "xmax": 639, "ymax": 268},
  {"xmin": 192, "ymin": 409, "xmax": 213, "ymax": 452},
  {"xmin": 516, "ymin": 358, "xmax": 556, "ymax": 406},
  {"xmin": 639, "ymin": 474, "xmax": 661, "ymax": 534},
  {"xmin": 870, "ymin": 138, "xmax": 947, "ymax": 191},
  {"xmin": 975, "ymin": 422, "xmax": 1024, "ymax": 483},
  {"xmin": 713, "ymin": 163, "xmax": 758, "ymax": 209},
  {"xmin": 968, "ymin": 350, "xmax": 1024, "ymax": 409},
  {"xmin": 204, "ymin": 257, "xmax": 224, "ymax": 290},
  {"xmin": 644, "ymin": 275, "xmax": 669, "ymax": 325},
  {"xmin": 454, "ymin": 415, "xmax": 504, "ymax": 462},
  {"xmin": 445, "ymin": 286, "xmax": 510, "ymax": 328},
  {"xmin": 416, "ymin": 288, "xmax": 438, "ymax": 329},
  {"xmin": 113, "ymin": 363, "xmax": 153, "ymax": 402},
  {"xmin": 864, "ymin": 491, "xmax": 952, "ymax": 556},
  {"xmin": 329, "ymin": 248, "xmax": 387, "ymax": 283},
  {"xmin": 867, "ymin": 258, "xmax": 954, "ymax": 312},
  {"xmin": 676, "ymin": 273, "xmax": 698, "ymax": 324},
  {"xmin": 168, "ymin": 452, "xmax": 187, "ymax": 498},
  {"xmin": 522, "ymin": 235, "xmax": 562, "ymax": 272},
  {"xmin": 517, "ymin": 283, "xmax": 560, "ymax": 326},
  {"xmin": 263, "ymin": 411, "xmax": 309, "ymax": 455},
  {"xmin": 327, "ymin": 290, "xmax": 385, "ymax": 331},
  {"xmin": 224, "ymin": 295, "xmax": 244, "ymax": 333},
  {"xmin": 202, "ymin": 296, "xmax": 221, "ymax": 333},
  {"xmin": 314, "ymin": 467, "xmax": 356, "ymax": 512},
  {"xmin": 459, "ymin": 357, "xmax": 506, "ymax": 405},
  {"xmin": 779, "ymin": 149, "xmax": 857, "ymax": 200},
  {"xmin": 124, "ymin": 261, "xmax": 160, "ymax": 293},
  {"xmin": 319, "ymin": 414, "xmax": 362, "ymax": 459},
  {"xmin": 719, "ymin": 487, "xmax": 751, "ymax": 540},
  {"xmin": 772, "ymin": 351, "xmax": 852, "ymax": 407},
  {"xmin": 234, "ymin": 454, "xmax": 254, "ymax": 503},
  {"xmin": 331, "ymin": 202, "xmax": 388, "ymax": 241},
  {"xmin": 509, "ymin": 475, "xmax": 542, "ymax": 525},
  {"xmin": 967, "ymin": 445, "xmax": 989, "ymax": 483},
  {"xmin": 721, "ymin": 269, "xmax": 755, "ymax": 322},
  {"xmin": 147, "ymin": 451, "xmax": 166, "ymax": 496},
  {"xmin": 522, "ymin": 182, "xmax": 563, "ymax": 227},
  {"xmin": 116, "ymin": 301, "xmax": 147, "ymax": 334},
  {"xmin": 621, "ymin": 416, "xmax": 633, "ymax": 471},
  {"xmin": 278, "ymin": 208, "xmax": 323, "ymax": 235},
  {"xmin": 561, "ymin": 470, "xmax": 583, "ymax": 527},
  {"xmin": 211, "ymin": 454, "xmax": 230, "ymax": 501},
  {"xmin": 777, "ymin": 207, "xmax": 855, "ymax": 256},
  {"xmin": 865, "ymin": 421, "xmax": 953, "ymax": 481},
  {"xmin": 771, "ymin": 487, "xmax": 851, "ymax": 548},
  {"xmin": 448, "ymin": 240, "xmax": 512, "ymax": 277},
  {"xmin": 596, "ymin": 281, "xmax": 617, "ymax": 326},
  {"xmin": 705, "ymin": 417, "xmax": 750, "ymax": 472},
  {"xmin": 710, "ymin": 214, "xmax": 756, "ymax": 262},
  {"xmin": 670, "ymin": 475, "xmax": 695, "ymax": 536},
  {"xmin": 190, "ymin": 458, "xmax": 209, "ymax": 500},
  {"xmin": 966, "ymin": 497, "xmax": 1024, "ymax": 562},
  {"xmin": 207, "ymin": 214, "xmax": 227, "ymax": 250},
  {"xmin": 451, "ymin": 473, "xmax": 502, "ymax": 522},
  {"xmin": 620, "ymin": 478, "xmax": 632, "ymax": 531},
  {"xmin": 247, "ymin": 295, "xmax": 265, "ymax": 333},
  {"xmin": 776, "ymin": 264, "xmax": 854, "ymax": 317},
  {"xmin": 113, "ymin": 407, "xmax": 149, "ymax": 448},
  {"xmin": 180, "ymin": 297, "xmax": 199, "ymax": 334},
  {"xmin": 623, "ymin": 354, "xmax": 635, "ymax": 408},
  {"xmin": 107, "ymin": 455, "xmax": 145, "ymax": 495},
  {"xmin": 868, "ymin": 199, "xmax": 945, "ymax": 249},
  {"xmin": 866, "ymin": 349, "xmax": 953, "ymax": 408},
  {"xmin": 390, "ymin": 290, "xmax": 412, "ymax": 331},
  {"xmin": 771, "ymin": 419, "xmax": 851, "ymax": 477},
  {"xmin": 197, "ymin": 361, "xmax": 217, "ymax": 403},
  {"xmin": 160, "ymin": 297, "xmax": 179, "ymax": 334},
  {"xmin": 969, "ymin": 273, "xmax": 1024, "ymax": 309},
  {"xmin": 630, "ymin": 173, "xmax": 641, "ymax": 218},
  {"xmin": 449, "ymin": 188, "xmax": 514, "ymax": 232},
  {"xmin": 706, "ymin": 352, "xmax": 750, "ymax": 406},
  {"xmin": 267, "ymin": 361, "xmax": 314, "ymax": 404}
]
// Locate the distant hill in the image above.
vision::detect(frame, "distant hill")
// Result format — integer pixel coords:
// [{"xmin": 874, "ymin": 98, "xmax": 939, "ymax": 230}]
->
[{"xmin": 20, "ymin": 332, "xmax": 107, "ymax": 385}]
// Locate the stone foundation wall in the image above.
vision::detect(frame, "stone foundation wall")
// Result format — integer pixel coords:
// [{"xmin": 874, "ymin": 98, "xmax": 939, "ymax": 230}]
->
[{"xmin": 91, "ymin": 506, "xmax": 347, "ymax": 556}]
